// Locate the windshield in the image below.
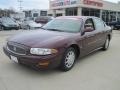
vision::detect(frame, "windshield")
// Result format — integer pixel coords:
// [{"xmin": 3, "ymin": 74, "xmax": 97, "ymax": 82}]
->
[
  {"xmin": 2, "ymin": 18, "xmax": 15, "ymax": 24},
  {"xmin": 42, "ymin": 18, "xmax": 82, "ymax": 33}
]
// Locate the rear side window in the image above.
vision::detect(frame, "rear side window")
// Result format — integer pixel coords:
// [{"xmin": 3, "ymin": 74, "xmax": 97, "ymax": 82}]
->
[{"xmin": 94, "ymin": 18, "xmax": 105, "ymax": 30}]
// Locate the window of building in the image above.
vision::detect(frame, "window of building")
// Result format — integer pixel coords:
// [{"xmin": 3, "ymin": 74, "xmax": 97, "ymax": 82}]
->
[
  {"xmin": 82, "ymin": 8, "xmax": 100, "ymax": 17},
  {"xmin": 56, "ymin": 13, "xmax": 62, "ymax": 17},
  {"xmin": 65, "ymin": 8, "xmax": 77, "ymax": 16},
  {"xmin": 40, "ymin": 11, "xmax": 47, "ymax": 16},
  {"xmin": 23, "ymin": 11, "xmax": 32, "ymax": 17},
  {"xmin": 48, "ymin": 14, "xmax": 53, "ymax": 16},
  {"xmin": 33, "ymin": 13, "xmax": 39, "ymax": 17},
  {"xmin": 117, "ymin": 12, "xmax": 120, "ymax": 21},
  {"xmin": 102, "ymin": 10, "xmax": 117, "ymax": 24}
]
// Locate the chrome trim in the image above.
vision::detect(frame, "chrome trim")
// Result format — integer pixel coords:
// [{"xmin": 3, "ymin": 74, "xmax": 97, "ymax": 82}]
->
[
  {"xmin": 8, "ymin": 42, "xmax": 25, "ymax": 50},
  {"xmin": 7, "ymin": 46, "xmax": 26, "ymax": 56}
]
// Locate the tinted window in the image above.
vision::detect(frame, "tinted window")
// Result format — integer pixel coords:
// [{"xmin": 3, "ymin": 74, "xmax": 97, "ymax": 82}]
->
[
  {"xmin": 33, "ymin": 13, "xmax": 38, "ymax": 17},
  {"xmin": 42, "ymin": 18, "xmax": 82, "ymax": 33},
  {"xmin": 94, "ymin": 18, "xmax": 105, "ymax": 30},
  {"xmin": 40, "ymin": 11, "xmax": 47, "ymax": 16}
]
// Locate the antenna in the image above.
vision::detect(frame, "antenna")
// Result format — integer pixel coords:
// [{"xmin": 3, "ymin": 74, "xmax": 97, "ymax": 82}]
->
[{"xmin": 18, "ymin": 0, "xmax": 23, "ymax": 11}]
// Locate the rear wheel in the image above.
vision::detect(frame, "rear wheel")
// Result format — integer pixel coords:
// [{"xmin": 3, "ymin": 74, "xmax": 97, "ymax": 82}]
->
[
  {"xmin": 60, "ymin": 47, "xmax": 76, "ymax": 71},
  {"xmin": 102, "ymin": 36, "xmax": 110, "ymax": 51}
]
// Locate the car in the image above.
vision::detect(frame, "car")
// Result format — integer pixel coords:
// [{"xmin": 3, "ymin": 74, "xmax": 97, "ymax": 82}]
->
[
  {"xmin": 14, "ymin": 19, "xmax": 23, "ymax": 29},
  {"xmin": 0, "ymin": 17, "xmax": 19, "ymax": 30},
  {"xmin": 21, "ymin": 20, "xmax": 42, "ymax": 30},
  {"xmin": 35, "ymin": 16, "xmax": 54, "ymax": 25},
  {"xmin": 108, "ymin": 21, "xmax": 120, "ymax": 30},
  {"xmin": 3, "ymin": 16, "xmax": 112, "ymax": 71}
]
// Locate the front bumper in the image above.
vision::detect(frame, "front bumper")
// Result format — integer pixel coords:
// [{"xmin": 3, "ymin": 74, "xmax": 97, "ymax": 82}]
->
[
  {"xmin": 4, "ymin": 26, "xmax": 19, "ymax": 30},
  {"xmin": 3, "ymin": 46, "xmax": 62, "ymax": 70}
]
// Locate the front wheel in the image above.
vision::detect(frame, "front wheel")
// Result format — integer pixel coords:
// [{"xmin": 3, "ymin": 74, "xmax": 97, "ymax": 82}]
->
[
  {"xmin": 60, "ymin": 47, "xmax": 76, "ymax": 71},
  {"xmin": 0, "ymin": 26, "xmax": 4, "ymax": 31},
  {"xmin": 27, "ymin": 25, "xmax": 30, "ymax": 30},
  {"xmin": 102, "ymin": 36, "xmax": 110, "ymax": 51}
]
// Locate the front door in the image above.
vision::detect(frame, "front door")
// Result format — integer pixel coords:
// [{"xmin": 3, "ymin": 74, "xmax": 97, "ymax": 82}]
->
[{"xmin": 81, "ymin": 18, "xmax": 98, "ymax": 56}]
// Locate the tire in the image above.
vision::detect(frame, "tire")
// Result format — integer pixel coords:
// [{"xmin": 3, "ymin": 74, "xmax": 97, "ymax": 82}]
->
[
  {"xmin": 60, "ymin": 47, "xmax": 76, "ymax": 71},
  {"xmin": 102, "ymin": 36, "xmax": 110, "ymax": 51},
  {"xmin": 116, "ymin": 27, "xmax": 120, "ymax": 30},
  {"xmin": 0, "ymin": 26, "xmax": 4, "ymax": 31},
  {"xmin": 16, "ymin": 27, "xmax": 19, "ymax": 30},
  {"xmin": 111, "ymin": 26, "xmax": 114, "ymax": 30},
  {"xmin": 27, "ymin": 26, "xmax": 30, "ymax": 30}
]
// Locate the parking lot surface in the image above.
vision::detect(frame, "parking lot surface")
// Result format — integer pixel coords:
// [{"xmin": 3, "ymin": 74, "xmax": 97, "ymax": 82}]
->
[{"xmin": 0, "ymin": 30, "xmax": 120, "ymax": 90}]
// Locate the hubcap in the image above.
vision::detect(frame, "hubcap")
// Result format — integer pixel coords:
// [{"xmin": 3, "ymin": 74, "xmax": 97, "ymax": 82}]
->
[
  {"xmin": 105, "ymin": 38, "xmax": 109, "ymax": 49},
  {"xmin": 65, "ymin": 51, "xmax": 75, "ymax": 68}
]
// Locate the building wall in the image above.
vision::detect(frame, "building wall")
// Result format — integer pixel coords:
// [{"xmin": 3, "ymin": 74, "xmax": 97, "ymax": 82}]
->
[
  {"xmin": 23, "ymin": 9, "xmax": 48, "ymax": 19},
  {"xmin": 102, "ymin": 1, "xmax": 120, "ymax": 11},
  {"xmin": 49, "ymin": 0, "xmax": 120, "ymax": 16},
  {"xmin": 48, "ymin": 0, "xmax": 120, "ymax": 23},
  {"xmin": 50, "ymin": 0, "xmax": 120, "ymax": 11}
]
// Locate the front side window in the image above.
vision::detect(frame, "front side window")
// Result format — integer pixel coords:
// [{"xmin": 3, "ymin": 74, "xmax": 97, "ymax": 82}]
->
[
  {"xmin": 42, "ymin": 18, "xmax": 82, "ymax": 33},
  {"xmin": 33, "ymin": 13, "xmax": 38, "ymax": 17},
  {"xmin": 93, "ymin": 18, "xmax": 105, "ymax": 30},
  {"xmin": 84, "ymin": 18, "xmax": 95, "ymax": 30}
]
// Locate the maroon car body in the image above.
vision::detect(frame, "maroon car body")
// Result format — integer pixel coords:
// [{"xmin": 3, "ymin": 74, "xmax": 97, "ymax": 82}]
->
[{"xmin": 3, "ymin": 16, "xmax": 112, "ymax": 71}]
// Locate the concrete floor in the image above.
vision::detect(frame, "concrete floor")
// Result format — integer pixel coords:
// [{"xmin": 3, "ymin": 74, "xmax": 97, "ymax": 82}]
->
[{"xmin": 0, "ymin": 30, "xmax": 120, "ymax": 90}]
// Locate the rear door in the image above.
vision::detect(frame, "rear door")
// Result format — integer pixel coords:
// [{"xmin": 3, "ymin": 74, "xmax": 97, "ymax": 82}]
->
[{"xmin": 93, "ymin": 18, "xmax": 107, "ymax": 48}]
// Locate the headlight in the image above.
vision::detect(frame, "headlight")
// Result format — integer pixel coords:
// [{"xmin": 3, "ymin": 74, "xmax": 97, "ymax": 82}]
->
[{"xmin": 30, "ymin": 48, "xmax": 58, "ymax": 55}]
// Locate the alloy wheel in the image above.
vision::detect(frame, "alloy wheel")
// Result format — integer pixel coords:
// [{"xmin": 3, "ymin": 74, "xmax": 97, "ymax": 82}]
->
[{"xmin": 65, "ymin": 51, "xmax": 75, "ymax": 68}]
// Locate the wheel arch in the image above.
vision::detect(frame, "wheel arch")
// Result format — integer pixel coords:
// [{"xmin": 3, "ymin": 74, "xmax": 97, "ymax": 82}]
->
[{"xmin": 68, "ymin": 44, "xmax": 80, "ymax": 59}]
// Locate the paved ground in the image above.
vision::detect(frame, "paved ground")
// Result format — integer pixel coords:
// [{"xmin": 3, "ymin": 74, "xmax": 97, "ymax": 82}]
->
[{"xmin": 0, "ymin": 30, "xmax": 120, "ymax": 90}]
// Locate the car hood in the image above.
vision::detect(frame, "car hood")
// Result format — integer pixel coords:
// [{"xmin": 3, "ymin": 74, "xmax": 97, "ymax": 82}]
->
[
  {"xmin": 29, "ymin": 23, "xmax": 42, "ymax": 27},
  {"xmin": 9, "ymin": 30, "xmax": 75, "ymax": 48},
  {"xmin": 3, "ymin": 22, "xmax": 18, "ymax": 26}
]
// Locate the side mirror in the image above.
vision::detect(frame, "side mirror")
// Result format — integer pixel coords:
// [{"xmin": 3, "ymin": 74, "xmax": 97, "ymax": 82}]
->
[{"xmin": 84, "ymin": 27, "xmax": 94, "ymax": 32}]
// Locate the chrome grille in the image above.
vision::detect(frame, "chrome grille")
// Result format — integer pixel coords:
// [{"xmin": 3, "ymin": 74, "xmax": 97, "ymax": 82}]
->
[{"xmin": 7, "ymin": 42, "xmax": 27, "ymax": 55}]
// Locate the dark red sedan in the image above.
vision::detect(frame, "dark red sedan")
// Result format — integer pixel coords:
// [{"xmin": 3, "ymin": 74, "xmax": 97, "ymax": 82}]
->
[{"xmin": 3, "ymin": 16, "xmax": 112, "ymax": 71}]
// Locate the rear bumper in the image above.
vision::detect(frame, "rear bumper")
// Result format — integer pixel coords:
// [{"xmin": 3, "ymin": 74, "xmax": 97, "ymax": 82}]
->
[
  {"xmin": 3, "ymin": 46, "xmax": 62, "ymax": 70},
  {"xmin": 115, "ymin": 25, "xmax": 120, "ymax": 29}
]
